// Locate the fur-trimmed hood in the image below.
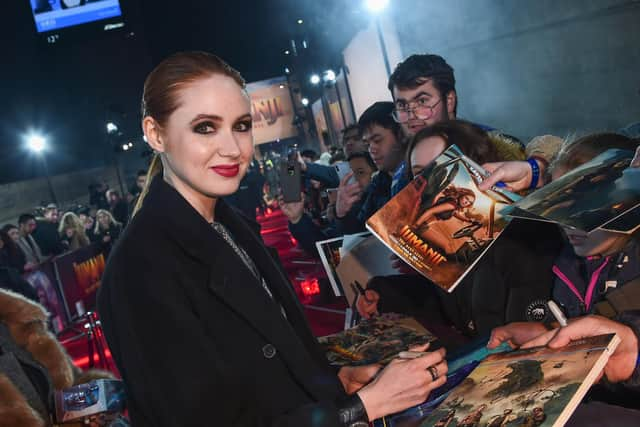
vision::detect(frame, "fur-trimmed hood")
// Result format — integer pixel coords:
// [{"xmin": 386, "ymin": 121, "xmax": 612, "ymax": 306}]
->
[
  {"xmin": 0, "ymin": 289, "xmax": 76, "ymax": 389},
  {"xmin": 0, "ymin": 289, "xmax": 112, "ymax": 426},
  {"xmin": 487, "ymin": 131, "xmax": 527, "ymax": 162}
]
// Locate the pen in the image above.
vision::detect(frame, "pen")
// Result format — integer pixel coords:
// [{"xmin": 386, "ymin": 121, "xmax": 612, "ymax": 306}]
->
[
  {"xmin": 354, "ymin": 280, "xmax": 373, "ymax": 303},
  {"xmin": 547, "ymin": 300, "xmax": 568, "ymax": 327},
  {"xmin": 397, "ymin": 351, "xmax": 428, "ymax": 359}
]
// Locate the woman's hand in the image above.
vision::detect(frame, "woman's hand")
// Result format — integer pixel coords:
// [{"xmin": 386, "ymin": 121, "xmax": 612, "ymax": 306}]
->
[
  {"xmin": 357, "ymin": 345, "xmax": 447, "ymax": 421},
  {"xmin": 338, "ymin": 364, "xmax": 383, "ymax": 394},
  {"xmin": 487, "ymin": 322, "xmax": 548, "ymax": 349},
  {"xmin": 336, "ymin": 172, "xmax": 362, "ymax": 218},
  {"xmin": 478, "ymin": 159, "xmax": 545, "ymax": 192},
  {"xmin": 355, "ymin": 289, "xmax": 380, "ymax": 319},
  {"xmin": 521, "ymin": 315, "xmax": 639, "ymax": 383}
]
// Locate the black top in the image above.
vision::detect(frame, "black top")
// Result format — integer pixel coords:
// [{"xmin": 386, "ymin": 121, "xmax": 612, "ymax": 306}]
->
[{"xmin": 97, "ymin": 175, "xmax": 346, "ymax": 427}]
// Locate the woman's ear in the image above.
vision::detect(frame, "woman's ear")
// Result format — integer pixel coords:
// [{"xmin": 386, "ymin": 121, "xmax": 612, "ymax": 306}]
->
[{"xmin": 143, "ymin": 117, "xmax": 165, "ymax": 153}]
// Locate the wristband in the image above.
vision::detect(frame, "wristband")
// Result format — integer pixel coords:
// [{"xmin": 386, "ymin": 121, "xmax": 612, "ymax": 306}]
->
[{"xmin": 527, "ymin": 158, "xmax": 540, "ymax": 190}]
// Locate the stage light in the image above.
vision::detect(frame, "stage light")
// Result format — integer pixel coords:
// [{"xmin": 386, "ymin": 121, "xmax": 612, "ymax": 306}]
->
[
  {"xmin": 279, "ymin": 84, "xmax": 285, "ymax": 89},
  {"xmin": 284, "ymin": 67, "xmax": 291, "ymax": 74},
  {"xmin": 297, "ymin": 19, "xmax": 303, "ymax": 25},
  {"xmin": 143, "ymin": 135, "xmax": 148, "ymax": 142},
  {"xmin": 365, "ymin": 0, "xmax": 389, "ymax": 13},
  {"xmin": 26, "ymin": 134, "xmax": 46, "ymax": 153},
  {"xmin": 301, "ymin": 97, "xmax": 310, "ymax": 106},
  {"xmin": 310, "ymin": 74, "xmax": 321, "ymax": 85},
  {"xmin": 323, "ymin": 69, "xmax": 336, "ymax": 83},
  {"xmin": 284, "ymin": 50, "xmax": 290, "ymax": 55},
  {"xmin": 122, "ymin": 143, "xmax": 130, "ymax": 151},
  {"xmin": 128, "ymin": 142, "xmax": 133, "ymax": 148}
]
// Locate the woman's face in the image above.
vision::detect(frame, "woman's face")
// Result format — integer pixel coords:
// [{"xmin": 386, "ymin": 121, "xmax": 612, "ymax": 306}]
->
[
  {"xmin": 562, "ymin": 227, "xmax": 629, "ymax": 257},
  {"xmin": 553, "ymin": 164, "xmax": 630, "ymax": 257},
  {"xmin": 410, "ymin": 136, "xmax": 447, "ymax": 177},
  {"xmin": 65, "ymin": 228, "xmax": 75, "ymax": 238},
  {"xmin": 148, "ymin": 74, "xmax": 254, "ymax": 202},
  {"xmin": 459, "ymin": 194, "xmax": 475, "ymax": 208},
  {"xmin": 7, "ymin": 228, "xmax": 19, "ymax": 242},
  {"xmin": 97, "ymin": 212, "xmax": 110, "ymax": 227},
  {"xmin": 348, "ymin": 157, "xmax": 375, "ymax": 189}
]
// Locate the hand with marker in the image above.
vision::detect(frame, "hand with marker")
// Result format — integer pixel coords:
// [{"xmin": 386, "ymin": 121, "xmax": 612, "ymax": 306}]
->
[{"xmin": 521, "ymin": 315, "xmax": 639, "ymax": 383}]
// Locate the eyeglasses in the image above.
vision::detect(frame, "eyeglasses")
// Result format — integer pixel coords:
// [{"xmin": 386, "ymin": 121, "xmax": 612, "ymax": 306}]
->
[{"xmin": 392, "ymin": 97, "xmax": 442, "ymax": 123}]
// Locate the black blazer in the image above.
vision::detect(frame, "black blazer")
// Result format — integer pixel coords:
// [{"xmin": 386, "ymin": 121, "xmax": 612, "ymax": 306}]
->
[{"xmin": 97, "ymin": 176, "xmax": 346, "ymax": 426}]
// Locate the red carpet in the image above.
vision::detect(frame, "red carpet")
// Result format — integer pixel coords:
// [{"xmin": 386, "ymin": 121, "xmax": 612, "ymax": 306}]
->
[{"xmin": 62, "ymin": 208, "xmax": 346, "ymax": 375}]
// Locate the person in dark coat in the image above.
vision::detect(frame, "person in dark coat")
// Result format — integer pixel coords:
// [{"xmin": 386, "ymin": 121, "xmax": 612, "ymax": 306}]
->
[
  {"xmin": 97, "ymin": 51, "xmax": 447, "ymax": 427},
  {"xmin": 91, "ymin": 209, "xmax": 122, "ymax": 255},
  {"xmin": 0, "ymin": 228, "xmax": 27, "ymax": 273},
  {"xmin": 32, "ymin": 204, "xmax": 65, "ymax": 256}
]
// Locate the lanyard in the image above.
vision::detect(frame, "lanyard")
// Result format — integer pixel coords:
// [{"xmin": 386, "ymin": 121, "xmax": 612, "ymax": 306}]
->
[{"xmin": 552, "ymin": 256, "xmax": 611, "ymax": 311}]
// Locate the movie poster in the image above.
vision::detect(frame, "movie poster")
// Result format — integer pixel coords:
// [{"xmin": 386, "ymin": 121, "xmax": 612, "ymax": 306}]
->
[
  {"xmin": 54, "ymin": 244, "xmax": 106, "ymax": 318},
  {"xmin": 366, "ymin": 145, "xmax": 520, "ymax": 292},
  {"xmin": 318, "ymin": 314, "xmax": 436, "ymax": 366},
  {"xmin": 246, "ymin": 76, "xmax": 297, "ymax": 145},
  {"xmin": 418, "ymin": 334, "xmax": 619, "ymax": 427},
  {"xmin": 510, "ymin": 149, "xmax": 640, "ymax": 234},
  {"xmin": 24, "ymin": 263, "xmax": 68, "ymax": 330}
]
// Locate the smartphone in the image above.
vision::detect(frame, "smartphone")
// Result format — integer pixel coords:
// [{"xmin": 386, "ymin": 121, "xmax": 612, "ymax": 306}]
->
[
  {"xmin": 334, "ymin": 161, "xmax": 357, "ymax": 185},
  {"xmin": 279, "ymin": 157, "xmax": 302, "ymax": 203}
]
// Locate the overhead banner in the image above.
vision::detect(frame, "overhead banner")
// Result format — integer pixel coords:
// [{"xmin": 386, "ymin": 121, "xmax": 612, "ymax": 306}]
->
[{"xmin": 246, "ymin": 76, "xmax": 298, "ymax": 145}]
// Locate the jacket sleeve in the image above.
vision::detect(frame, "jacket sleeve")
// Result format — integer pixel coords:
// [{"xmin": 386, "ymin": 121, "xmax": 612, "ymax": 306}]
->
[
  {"xmin": 305, "ymin": 163, "xmax": 340, "ymax": 188},
  {"xmin": 615, "ymin": 310, "xmax": 640, "ymax": 391},
  {"xmin": 99, "ymin": 252, "xmax": 346, "ymax": 427},
  {"xmin": 288, "ymin": 214, "xmax": 331, "ymax": 255}
]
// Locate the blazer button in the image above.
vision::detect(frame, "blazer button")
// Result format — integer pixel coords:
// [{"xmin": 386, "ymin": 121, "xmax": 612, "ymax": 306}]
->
[{"xmin": 262, "ymin": 344, "xmax": 276, "ymax": 359}]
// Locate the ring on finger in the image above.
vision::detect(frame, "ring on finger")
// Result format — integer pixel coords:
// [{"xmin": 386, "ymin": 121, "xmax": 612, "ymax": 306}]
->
[{"xmin": 427, "ymin": 365, "xmax": 439, "ymax": 381}]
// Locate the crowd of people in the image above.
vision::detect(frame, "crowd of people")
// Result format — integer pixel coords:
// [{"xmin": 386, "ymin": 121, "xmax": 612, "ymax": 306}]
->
[
  {"xmin": 0, "ymin": 172, "xmax": 148, "ymax": 279},
  {"xmin": 0, "ymin": 48, "xmax": 639, "ymax": 426},
  {"xmin": 276, "ymin": 53, "xmax": 640, "ymax": 424}
]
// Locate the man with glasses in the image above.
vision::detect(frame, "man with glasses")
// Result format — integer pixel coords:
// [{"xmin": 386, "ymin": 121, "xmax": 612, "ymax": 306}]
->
[
  {"xmin": 387, "ymin": 54, "xmax": 559, "ymax": 188},
  {"xmin": 388, "ymin": 54, "xmax": 460, "ymax": 138}
]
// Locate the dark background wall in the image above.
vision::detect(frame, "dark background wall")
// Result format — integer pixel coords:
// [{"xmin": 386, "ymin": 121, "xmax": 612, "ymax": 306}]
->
[{"xmin": 393, "ymin": 0, "xmax": 640, "ymax": 141}]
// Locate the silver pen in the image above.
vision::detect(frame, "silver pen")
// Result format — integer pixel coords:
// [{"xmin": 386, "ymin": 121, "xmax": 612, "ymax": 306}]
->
[{"xmin": 547, "ymin": 300, "xmax": 568, "ymax": 327}]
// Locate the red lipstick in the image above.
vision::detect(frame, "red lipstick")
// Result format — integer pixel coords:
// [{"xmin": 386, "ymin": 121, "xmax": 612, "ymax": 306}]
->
[{"xmin": 210, "ymin": 164, "xmax": 240, "ymax": 178}]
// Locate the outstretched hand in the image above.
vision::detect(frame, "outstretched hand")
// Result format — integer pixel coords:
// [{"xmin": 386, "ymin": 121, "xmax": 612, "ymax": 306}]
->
[
  {"xmin": 336, "ymin": 171, "xmax": 362, "ymax": 218},
  {"xmin": 487, "ymin": 322, "xmax": 548, "ymax": 349},
  {"xmin": 478, "ymin": 161, "xmax": 533, "ymax": 192},
  {"xmin": 279, "ymin": 194, "xmax": 305, "ymax": 224},
  {"xmin": 520, "ymin": 315, "xmax": 638, "ymax": 383}
]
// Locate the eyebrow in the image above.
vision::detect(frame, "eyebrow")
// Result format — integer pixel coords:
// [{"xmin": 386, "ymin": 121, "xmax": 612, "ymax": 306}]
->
[
  {"xmin": 363, "ymin": 133, "xmax": 382, "ymax": 141},
  {"xmin": 190, "ymin": 114, "xmax": 223, "ymax": 124},
  {"xmin": 395, "ymin": 91, "xmax": 434, "ymax": 103},
  {"xmin": 190, "ymin": 113, "xmax": 252, "ymax": 125}
]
